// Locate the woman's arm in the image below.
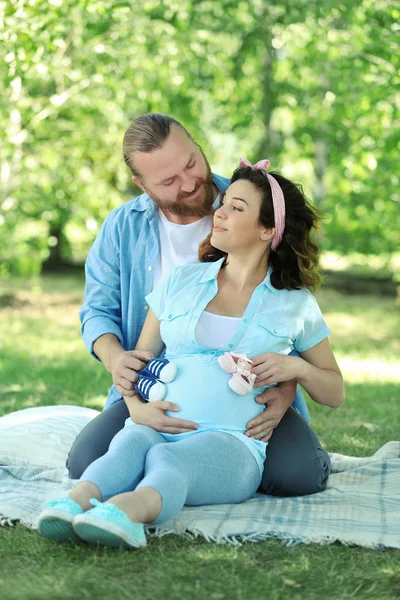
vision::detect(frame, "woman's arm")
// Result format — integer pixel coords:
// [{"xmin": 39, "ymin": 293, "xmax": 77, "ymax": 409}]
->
[
  {"xmin": 123, "ymin": 307, "xmax": 164, "ymax": 410},
  {"xmin": 251, "ymin": 338, "xmax": 344, "ymax": 409},
  {"xmin": 123, "ymin": 310, "xmax": 199, "ymax": 433},
  {"xmin": 135, "ymin": 308, "xmax": 164, "ymax": 356},
  {"xmin": 297, "ymin": 338, "xmax": 344, "ymax": 408}
]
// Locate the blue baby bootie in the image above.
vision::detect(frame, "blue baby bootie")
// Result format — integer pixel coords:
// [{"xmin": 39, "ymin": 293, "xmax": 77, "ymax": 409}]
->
[
  {"xmin": 140, "ymin": 358, "xmax": 177, "ymax": 383},
  {"xmin": 135, "ymin": 375, "xmax": 167, "ymax": 401},
  {"xmin": 135, "ymin": 358, "xmax": 178, "ymax": 401}
]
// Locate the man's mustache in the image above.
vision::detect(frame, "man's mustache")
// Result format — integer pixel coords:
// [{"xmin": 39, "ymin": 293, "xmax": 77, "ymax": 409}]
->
[{"xmin": 178, "ymin": 180, "xmax": 204, "ymax": 201}]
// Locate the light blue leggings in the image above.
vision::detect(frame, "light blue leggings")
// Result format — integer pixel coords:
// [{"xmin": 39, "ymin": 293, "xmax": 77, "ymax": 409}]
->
[{"xmin": 79, "ymin": 423, "xmax": 261, "ymax": 525}]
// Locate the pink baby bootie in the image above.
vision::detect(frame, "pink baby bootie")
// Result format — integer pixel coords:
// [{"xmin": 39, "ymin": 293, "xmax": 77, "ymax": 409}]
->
[{"xmin": 217, "ymin": 352, "xmax": 256, "ymax": 395}]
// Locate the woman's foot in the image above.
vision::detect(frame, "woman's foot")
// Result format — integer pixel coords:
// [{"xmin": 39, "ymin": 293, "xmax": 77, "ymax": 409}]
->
[
  {"xmin": 73, "ymin": 499, "xmax": 147, "ymax": 549},
  {"xmin": 37, "ymin": 497, "xmax": 83, "ymax": 543}
]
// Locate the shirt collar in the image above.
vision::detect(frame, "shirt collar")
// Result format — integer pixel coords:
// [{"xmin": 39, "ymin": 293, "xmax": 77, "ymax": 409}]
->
[
  {"xmin": 199, "ymin": 258, "xmax": 226, "ymax": 282},
  {"xmin": 263, "ymin": 267, "xmax": 277, "ymax": 296},
  {"xmin": 199, "ymin": 259, "xmax": 277, "ymax": 296}
]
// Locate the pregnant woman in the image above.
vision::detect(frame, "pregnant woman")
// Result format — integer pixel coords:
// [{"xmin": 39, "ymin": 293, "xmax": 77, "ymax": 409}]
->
[{"xmin": 37, "ymin": 159, "xmax": 344, "ymax": 549}]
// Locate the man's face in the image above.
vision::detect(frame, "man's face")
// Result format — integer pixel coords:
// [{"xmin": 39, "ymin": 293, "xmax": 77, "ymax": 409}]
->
[{"xmin": 132, "ymin": 126, "xmax": 216, "ymax": 218}]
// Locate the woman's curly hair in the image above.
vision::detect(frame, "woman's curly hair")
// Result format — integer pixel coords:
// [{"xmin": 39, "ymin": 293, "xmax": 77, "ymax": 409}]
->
[{"xmin": 199, "ymin": 166, "xmax": 322, "ymax": 291}]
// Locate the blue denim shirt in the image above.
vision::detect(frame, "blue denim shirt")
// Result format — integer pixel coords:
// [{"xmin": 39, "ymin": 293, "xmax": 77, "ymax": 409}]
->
[{"xmin": 79, "ymin": 173, "xmax": 311, "ymax": 419}]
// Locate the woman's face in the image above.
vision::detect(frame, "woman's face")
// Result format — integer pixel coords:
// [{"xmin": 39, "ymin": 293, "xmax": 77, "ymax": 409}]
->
[{"xmin": 211, "ymin": 179, "xmax": 270, "ymax": 253}]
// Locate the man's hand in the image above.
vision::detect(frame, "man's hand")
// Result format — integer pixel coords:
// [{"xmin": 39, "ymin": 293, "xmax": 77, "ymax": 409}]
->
[
  {"xmin": 111, "ymin": 350, "xmax": 154, "ymax": 397},
  {"xmin": 251, "ymin": 352, "xmax": 303, "ymax": 387},
  {"xmin": 245, "ymin": 382, "xmax": 296, "ymax": 442},
  {"xmin": 128, "ymin": 399, "xmax": 199, "ymax": 434}
]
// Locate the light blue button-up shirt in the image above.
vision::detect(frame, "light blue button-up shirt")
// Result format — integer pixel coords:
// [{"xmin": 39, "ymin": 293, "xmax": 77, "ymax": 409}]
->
[
  {"xmin": 79, "ymin": 173, "xmax": 315, "ymax": 418},
  {"xmin": 143, "ymin": 259, "xmax": 330, "ymax": 474}
]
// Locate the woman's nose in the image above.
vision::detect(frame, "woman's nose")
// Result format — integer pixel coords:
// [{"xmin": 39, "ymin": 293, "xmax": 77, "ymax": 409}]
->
[{"xmin": 215, "ymin": 206, "xmax": 226, "ymax": 219}]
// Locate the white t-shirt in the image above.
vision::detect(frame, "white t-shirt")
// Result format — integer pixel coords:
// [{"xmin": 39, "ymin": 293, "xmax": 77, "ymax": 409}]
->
[{"xmin": 153, "ymin": 195, "xmax": 221, "ymax": 288}]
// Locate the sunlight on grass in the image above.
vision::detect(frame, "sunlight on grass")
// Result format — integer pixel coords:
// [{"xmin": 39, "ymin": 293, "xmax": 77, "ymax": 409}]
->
[
  {"xmin": 327, "ymin": 313, "xmax": 391, "ymax": 341},
  {"xmin": 338, "ymin": 357, "xmax": 400, "ymax": 383},
  {"xmin": 320, "ymin": 251, "xmax": 400, "ymax": 276},
  {"xmin": 342, "ymin": 434, "xmax": 376, "ymax": 454}
]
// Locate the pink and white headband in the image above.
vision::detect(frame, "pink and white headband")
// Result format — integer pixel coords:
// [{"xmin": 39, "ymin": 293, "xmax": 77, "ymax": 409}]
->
[{"xmin": 239, "ymin": 158, "xmax": 285, "ymax": 251}]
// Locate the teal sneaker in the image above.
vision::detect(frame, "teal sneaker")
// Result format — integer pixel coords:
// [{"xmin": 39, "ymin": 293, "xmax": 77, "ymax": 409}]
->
[
  {"xmin": 37, "ymin": 497, "xmax": 83, "ymax": 543},
  {"xmin": 73, "ymin": 499, "xmax": 147, "ymax": 549}
]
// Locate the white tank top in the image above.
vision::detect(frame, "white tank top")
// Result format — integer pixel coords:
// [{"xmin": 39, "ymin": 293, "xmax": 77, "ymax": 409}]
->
[{"xmin": 195, "ymin": 311, "xmax": 241, "ymax": 349}]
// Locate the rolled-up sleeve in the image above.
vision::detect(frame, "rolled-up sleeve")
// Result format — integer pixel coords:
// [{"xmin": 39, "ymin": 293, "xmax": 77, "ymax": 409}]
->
[
  {"xmin": 79, "ymin": 218, "xmax": 123, "ymax": 360},
  {"xmin": 295, "ymin": 293, "xmax": 331, "ymax": 352}
]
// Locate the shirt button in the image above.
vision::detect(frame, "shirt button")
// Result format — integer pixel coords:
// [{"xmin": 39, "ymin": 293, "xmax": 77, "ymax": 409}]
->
[
  {"xmin": 228, "ymin": 343, "xmax": 233, "ymax": 348},
  {"xmin": 148, "ymin": 266, "xmax": 153, "ymax": 271},
  {"xmin": 168, "ymin": 314, "xmax": 172, "ymax": 319},
  {"xmin": 243, "ymin": 318, "xmax": 248, "ymax": 323},
  {"xmin": 144, "ymin": 305, "xmax": 149, "ymax": 311}
]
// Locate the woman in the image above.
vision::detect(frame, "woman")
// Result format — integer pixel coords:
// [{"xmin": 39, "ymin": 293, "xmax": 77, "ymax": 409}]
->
[{"xmin": 37, "ymin": 159, "xmax": 344, "ymax": 549}]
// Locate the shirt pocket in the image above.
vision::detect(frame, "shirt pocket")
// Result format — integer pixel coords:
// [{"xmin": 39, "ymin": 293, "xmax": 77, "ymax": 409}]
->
[
  {"xmin": 251, "ymin": 317, "xmax": 293, "ymax": 355},
  {"xmin": 159, "ymin": 305, "xmax": 192, "ymax": 354}
]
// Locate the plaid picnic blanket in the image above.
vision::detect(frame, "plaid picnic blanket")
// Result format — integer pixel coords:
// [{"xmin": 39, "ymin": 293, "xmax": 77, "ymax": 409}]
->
[{"xmin": 1, "ymin": 405, "xmax": 399, "ymax": 549}]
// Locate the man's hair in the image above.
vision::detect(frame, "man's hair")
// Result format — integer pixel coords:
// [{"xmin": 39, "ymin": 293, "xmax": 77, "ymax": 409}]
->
[{"xmin": 123, "ymin": 113, "xmax": 193, "ymax": 177}]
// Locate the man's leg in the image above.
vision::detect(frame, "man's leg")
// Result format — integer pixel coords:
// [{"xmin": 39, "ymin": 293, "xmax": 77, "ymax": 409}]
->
[
  {"xmin": 66, "ymin": 400, "xmax": 129, "ymax": 479},
  {"xmin": 261, "ymin": 406, "xmax": 331, "ymax": 496}
]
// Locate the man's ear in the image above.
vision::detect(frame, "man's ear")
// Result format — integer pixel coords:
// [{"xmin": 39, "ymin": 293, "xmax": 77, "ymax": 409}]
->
[
  {"xmin": 260, "ymin": 227, "xmax": 275, "ymax": 242},
  {"xmin": 132, "ymin": 175, "xmax": 145, "ymax": 191}
]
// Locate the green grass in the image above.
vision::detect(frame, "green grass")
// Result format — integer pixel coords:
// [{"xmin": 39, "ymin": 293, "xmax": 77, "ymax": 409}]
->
[{"xmin": 0, "ymin": 274, "xmax": 399, "ymax": 600}]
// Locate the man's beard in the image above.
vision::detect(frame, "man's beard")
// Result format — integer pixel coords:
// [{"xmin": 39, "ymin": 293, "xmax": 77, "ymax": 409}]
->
[{"xmin": 146, "ymin": 153, "xmax": 216, "ymax": 218}]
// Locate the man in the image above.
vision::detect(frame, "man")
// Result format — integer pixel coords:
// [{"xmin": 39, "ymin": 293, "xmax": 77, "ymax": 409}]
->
[{"xmin": 67, "ymin": 113, "xmax": 331, "ymax": 496}]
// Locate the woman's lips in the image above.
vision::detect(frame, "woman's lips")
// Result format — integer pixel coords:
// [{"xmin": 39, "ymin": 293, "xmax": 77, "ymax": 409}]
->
[{"xmin": 212, "ymin": 225, "xmax": 227, "ymax": 232}]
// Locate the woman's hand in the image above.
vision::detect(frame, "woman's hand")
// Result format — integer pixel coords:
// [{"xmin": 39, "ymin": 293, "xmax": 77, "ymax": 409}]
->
[
  {"xmin": 111, "ymin": 350, "xmax": 154, "ymax": 397},
  {"xmin": 251, "ymin": 352, "xmax": 303, "ymax": 387},
  {"xmin": 127, "ymin": 398, "xmax": 199, "ymax": 434}
]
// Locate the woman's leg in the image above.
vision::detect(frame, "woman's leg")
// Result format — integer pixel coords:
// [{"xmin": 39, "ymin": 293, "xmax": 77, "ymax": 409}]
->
[
  {"xmin": 37, "ymin": 423, "xmax": 164, "ymax": 544},
  {"xmin": 108, "ymin": 432, "xmax": 261, "ymax": 525},
  {"xmin": 69, "ymin": 423, "xmax": 165, "ymax": 510},
  {"xmin": 67, "ymin": 400, "xmax": 129, "ymax": 479},
  {"xmin": 261, "ymin": 406, "xmax": 331, "ymax": 496}
]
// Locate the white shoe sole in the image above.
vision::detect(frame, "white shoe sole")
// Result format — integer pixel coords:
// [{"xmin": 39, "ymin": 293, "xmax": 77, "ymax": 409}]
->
[
  {"xmin": 73, "ymin": 515, "xmax": 147, "ymax": 549},
  {"xmin": 37, "ymin": 509, "xmax": 81, "ymax": 543}
]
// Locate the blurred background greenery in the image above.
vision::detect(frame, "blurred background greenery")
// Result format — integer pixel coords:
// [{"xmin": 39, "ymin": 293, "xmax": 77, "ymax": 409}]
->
[{"xmin": 0, "ymin": 0, "xmax": 399, "ymax": 281}]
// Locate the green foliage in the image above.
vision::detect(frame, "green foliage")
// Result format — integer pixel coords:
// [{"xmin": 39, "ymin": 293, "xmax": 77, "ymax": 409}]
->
[{"xmin": 1, "ymin": 0, "xmax": 398, "ymax": 273}]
